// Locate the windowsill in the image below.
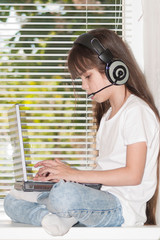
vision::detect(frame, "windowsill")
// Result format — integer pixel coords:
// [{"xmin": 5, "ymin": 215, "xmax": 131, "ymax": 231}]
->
[{"xmin": 1, "ymin": 200, "xmax": 160, "ymax": 240}]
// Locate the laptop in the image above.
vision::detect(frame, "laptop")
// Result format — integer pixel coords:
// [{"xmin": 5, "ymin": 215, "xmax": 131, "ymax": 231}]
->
[{"xmin": 8, "ymin": 104, "xmax": 101, "ymax": 192}]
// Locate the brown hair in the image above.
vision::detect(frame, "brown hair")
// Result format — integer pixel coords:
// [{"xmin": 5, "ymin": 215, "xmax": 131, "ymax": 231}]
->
[{"xmin": 67, "ymin": 28, "xmax": 160, "ymax": 225}]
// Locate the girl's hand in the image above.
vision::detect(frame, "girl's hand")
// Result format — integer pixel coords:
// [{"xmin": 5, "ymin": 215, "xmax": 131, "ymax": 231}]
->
[{"xmin": 33, "ymin": 159, "xmax": 78, "ymax": 182}]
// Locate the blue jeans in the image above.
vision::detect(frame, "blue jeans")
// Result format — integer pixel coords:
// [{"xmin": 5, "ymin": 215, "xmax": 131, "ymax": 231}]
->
[{"xmin": 4, "ymin": 180, "xmax": 124, "ymax": 227}]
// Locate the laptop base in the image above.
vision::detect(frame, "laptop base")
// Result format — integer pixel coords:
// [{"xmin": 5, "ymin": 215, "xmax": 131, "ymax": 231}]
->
[
  {"xmin": 14, "ymin": 180, "xmax": 55, "ymax": 192},
  {"xmin": 14, "ymin": 180, "xmax": 102, "ymax": 192}
]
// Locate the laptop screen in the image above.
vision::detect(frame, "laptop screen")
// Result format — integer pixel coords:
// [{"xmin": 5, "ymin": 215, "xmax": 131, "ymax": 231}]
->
[{"xmin": 7, "ymin": 104, "xmax": 27, "ymax": 182}]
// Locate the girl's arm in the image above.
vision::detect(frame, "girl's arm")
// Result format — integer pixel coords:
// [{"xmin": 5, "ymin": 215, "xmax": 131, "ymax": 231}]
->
[{"xmin": 34, "ymin": 142, "xmax": 147, "ymax": 186}]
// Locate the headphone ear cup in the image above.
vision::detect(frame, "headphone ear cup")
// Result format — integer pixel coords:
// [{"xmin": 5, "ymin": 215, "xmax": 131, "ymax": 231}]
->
[{"xmin": 106, "ymin": 60, "xmax": 129, "ymax": 85}]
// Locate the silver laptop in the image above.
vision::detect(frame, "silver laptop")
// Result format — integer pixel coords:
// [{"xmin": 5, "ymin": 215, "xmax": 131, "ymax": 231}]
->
[{"xmin": 8, "ymin": 104, "xmax": 101, "ymax": 192}]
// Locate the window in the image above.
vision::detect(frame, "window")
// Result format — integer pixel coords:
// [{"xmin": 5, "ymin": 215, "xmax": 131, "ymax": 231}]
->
[{"xmin": 0, "ymin": 0, "xmax": 134, "ymax": 198}]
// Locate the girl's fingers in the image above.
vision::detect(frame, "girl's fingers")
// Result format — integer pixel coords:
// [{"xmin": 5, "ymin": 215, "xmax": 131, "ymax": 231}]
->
[
  {"xmin": 33, "ymin": 173, "xmax": 59, "ymax": 182},
  {"xmin": 35, "ymin": 166, "xmax": 52, "ymax": 177},
  {"xmin": 34, "ymin": 159, "xmax": 59, "ymax": 168}
]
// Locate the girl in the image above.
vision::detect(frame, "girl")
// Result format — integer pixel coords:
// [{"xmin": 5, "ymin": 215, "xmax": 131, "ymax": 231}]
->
[{"xmin": 4, "ymin": 28, "xmax": 160, "ymax": 236}]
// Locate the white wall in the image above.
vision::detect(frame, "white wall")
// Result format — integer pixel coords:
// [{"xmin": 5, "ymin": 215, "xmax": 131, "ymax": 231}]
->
[
  {"xmin": 124, "ymin": 0, "xmax": 160, "ymax": 112},
  {"xmin": 124, "ymin": 0, "xmax": 144, "ymax": 71},
  {"xmin": 142, "ymin": 0, "xmax": 160, "ymax": 113}
]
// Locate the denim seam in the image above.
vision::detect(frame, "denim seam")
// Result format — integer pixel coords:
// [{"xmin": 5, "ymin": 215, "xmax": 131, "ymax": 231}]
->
[{"xmin": 55, "ymin": 206, "xmax": 122, "ymax": 215}]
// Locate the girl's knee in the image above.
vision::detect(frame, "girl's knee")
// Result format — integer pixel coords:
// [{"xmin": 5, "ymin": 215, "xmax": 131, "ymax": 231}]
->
[
  {"xmin": 48, "ymin": 181, "xmax": 82, "ymax": 215},
  {"xmin": 4, "ymin": 194, "xmax": 18, "ymax": 220},
  {"xmin": 4, "ymin": 194, "xmax": 14, "ymax": 211}
]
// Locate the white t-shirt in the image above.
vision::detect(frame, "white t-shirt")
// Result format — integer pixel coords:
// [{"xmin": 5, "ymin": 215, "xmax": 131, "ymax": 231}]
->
[{"xmin": 96, "ymin": 94, "xmax": 160, "ymax": 226}]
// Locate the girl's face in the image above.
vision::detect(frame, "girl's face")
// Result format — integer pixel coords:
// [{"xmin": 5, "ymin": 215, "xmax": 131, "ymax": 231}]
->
[{"xmin": 81, "ymin": 68, "xmax": 112, "ymax": 103}]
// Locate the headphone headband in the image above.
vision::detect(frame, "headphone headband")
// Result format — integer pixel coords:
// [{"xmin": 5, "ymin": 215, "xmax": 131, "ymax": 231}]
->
[{"xmin": 74, "ymin": 33, "xmax": 113, "ymax": 64}]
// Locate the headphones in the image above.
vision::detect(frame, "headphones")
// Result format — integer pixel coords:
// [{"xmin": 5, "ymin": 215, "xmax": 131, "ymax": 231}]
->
[{"xmin": 74, "ymin": 33, "xmax": 129, "ymax": 85}]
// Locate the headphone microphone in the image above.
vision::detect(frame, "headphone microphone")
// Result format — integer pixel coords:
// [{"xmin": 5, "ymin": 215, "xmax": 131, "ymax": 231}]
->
[
  {"xmin": 74, "ymin": 33, "xmax": 129, "ymax": 92},
  {"xmin": 87, "ymin": 83, "xmax": 113, "ymax": 98}
]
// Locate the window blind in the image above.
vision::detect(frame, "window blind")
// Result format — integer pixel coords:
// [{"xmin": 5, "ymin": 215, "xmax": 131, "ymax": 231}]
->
[{"xmin": 0, "ymin": 0, "xmax": 127, "ymax": 198}]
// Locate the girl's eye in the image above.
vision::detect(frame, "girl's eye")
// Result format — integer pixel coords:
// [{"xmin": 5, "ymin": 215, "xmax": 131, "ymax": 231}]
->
[{"xmin": 85, "ymin": 75, "xmax": 90, "ymax": 79}]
